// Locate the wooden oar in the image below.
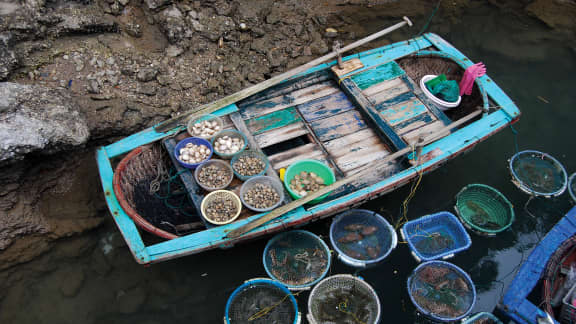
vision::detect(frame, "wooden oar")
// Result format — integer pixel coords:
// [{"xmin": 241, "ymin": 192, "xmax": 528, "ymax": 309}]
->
[
  {"xmin": 155, "ymin": 17, "xmax": 413, "ymax": 133},
  {"xmin": 226, "ymin": 110, "xmax": 482, "ymax": 239}
]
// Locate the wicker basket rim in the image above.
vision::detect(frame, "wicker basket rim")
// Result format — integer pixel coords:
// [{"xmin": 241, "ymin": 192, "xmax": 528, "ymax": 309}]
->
[{"xmin": 455, "ymin": 183, "xmax": 515, "ymax": 234}]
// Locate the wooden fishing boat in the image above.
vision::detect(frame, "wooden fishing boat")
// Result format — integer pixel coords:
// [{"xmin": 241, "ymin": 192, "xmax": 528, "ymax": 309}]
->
[
  {"xmin": 96, "ymin": 28, "xmax": 521, "ymax": 265},
  {"xmin": 499, "ymin": 206, "xmax": 576, "ymax": 324}
]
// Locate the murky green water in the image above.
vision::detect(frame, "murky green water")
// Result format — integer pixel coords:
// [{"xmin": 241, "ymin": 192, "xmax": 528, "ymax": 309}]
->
[{"xmin": 2, "ymin": 3, "xmax": 575, "ymax": 324}]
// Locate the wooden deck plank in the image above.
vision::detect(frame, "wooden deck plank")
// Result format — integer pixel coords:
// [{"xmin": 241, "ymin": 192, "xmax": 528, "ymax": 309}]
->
[
  {"xmin": 240, "ymin": 81, "xmax": 340, "ymax": 119},
  {"xmin": 331, "ymin": 58, "xmax": 364, "ymax": 77},
  {"xmin": 336, "ymin": 147, "xmax": 390, "ymax": 172},
  {"xmin": 297, "ymin": 91, "xmax": 356, "ymax": 122},
  {"xmin": 325, "ymin": 133, "xmax": 385, "ymax": 159},
  {"xmin": 323, "ymin": 128, "xmax": 379, "ymax": 152},
  {"xmin": 363, "ymin": 77, "xmax": 411, "ymax": 105},
  {"xmin": 268, "ymin": 143, "xmax": 326, "ymax": 170},
  {"xmin": 254, "ymin": 122, "xmax": 309, "ymax": 148},
  {"xmin": 309, "ymin": 109, "xmax": 367, "ymax": 142},
  {"xmin": 350, "ymin": 61, "xmax": 405, "ymax": 90},
  {"xmin": 245, "ymin": 107, "xmax": 302, "ymax": 135},
  {"xmin": 379, "ymin": 98, "xmax": 428, "ymax": 126},
  {"xmin": 339, "ymin": 78, "xmax": 408, "ymax": 152},
  {"xmin": 402, "ymin": 120, "xmax": 445, "ymax": 146},
  {"xmin": 393, "ymin": 112, "xmax": 437, "ymax": 136},
  {"xmin": 400, "ymin": 74, "xmax": 452, "ymax": 126}
]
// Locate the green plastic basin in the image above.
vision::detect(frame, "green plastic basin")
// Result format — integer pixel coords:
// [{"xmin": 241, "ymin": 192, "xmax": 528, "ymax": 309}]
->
[{"xmin": 284, "ymin": 159, "xmax": 335, "ymax": 204}]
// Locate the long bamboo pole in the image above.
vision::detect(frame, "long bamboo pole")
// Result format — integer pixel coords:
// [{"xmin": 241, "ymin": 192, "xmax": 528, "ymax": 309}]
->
[
  {"xmin": 226, "ymin": 110, "xmax": 483, "ymax": 239},
  {"xmin": 155, "ymin": 17, "xmax": 413, "ymax": 133}
]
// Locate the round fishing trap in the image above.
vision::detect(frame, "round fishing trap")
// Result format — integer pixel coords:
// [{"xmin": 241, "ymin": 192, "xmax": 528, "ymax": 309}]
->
[
  {"xmin": 329, "ymin": 209, "xmax": 397, "ymax": 267},
  {"xmin": 408, "ymin": 261, "xmax": 476, "ymax": 322},
  {"xmin": 455, "ymin": 184, "xmax": 515, "ymax": 236},
  {"xmin": 569, "ymin": 173, "xmax": 576, "ymax": 203},
  {"xmin": 113, "ymin": 144, "xmax": 199, "ymax": 239},
  {"xmin": 462, "ymin": 312, "xmax": 503, "ymax": 324},
  {"xmin": 224, "ymin": 279, "xmax": 300, "ymax": 324},
  {"xmin": 509, "ymin": 150, "xmax": 568, "ymax": 197},
  {"xmin": 307, "ymin": 274, "xmax": 381, "ymax": 324},
  {"xmin": 263, "ymin": 230, "xmax": 331, "ymax": 289}
]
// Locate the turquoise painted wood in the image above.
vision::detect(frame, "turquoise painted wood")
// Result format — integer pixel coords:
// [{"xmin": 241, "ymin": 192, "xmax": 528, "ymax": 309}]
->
[
  {"xmin": 245, "ymin": 107, "xmax": 302, "ymax": 135},
  {"xmin": 350, "ymin": 61, "xmax": 405, "ymax": 90},
  {"xmin": 96, "ymin": 33, "xmax": 521, "ymax": 264},
  {"xmin": 297, "ymin": 92, "xmax": 356, "ymax": 122},
  {"xmin": 379, "ymin": 98, "xmax": 428, "ymax": 126},
  {"xmin": 96, "ymin": 147, "xmax": 150, "ymax": 263}
]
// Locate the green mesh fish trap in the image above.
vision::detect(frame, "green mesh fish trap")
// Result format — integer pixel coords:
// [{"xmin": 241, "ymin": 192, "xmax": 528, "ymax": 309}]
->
[
  {"xmin": 455, "ymin": 184, "xmax": 514, "ymax": 236},
  {"xmin": 263, "ymin": 230, "xmax": 331, "ymax": 289},
  {"xmin": 408, "ymin": 261, "xmax": 476, "ymax": 322},
  {"xmin": 509, "ymin": 150, "xmax": 568, "ymax": 197},
  {"xmin": 307, "ymin": 274, "xmax": 381, "ymax": 324},
  {"xmin": 224, "ymin": 279, "xmax": 300, "ymax": 324}
]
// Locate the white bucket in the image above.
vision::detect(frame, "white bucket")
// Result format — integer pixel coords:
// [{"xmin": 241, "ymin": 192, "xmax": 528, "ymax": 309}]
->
[{"xmin": 419, "ymin": 74, "xmax": 461, "ymax": 111}]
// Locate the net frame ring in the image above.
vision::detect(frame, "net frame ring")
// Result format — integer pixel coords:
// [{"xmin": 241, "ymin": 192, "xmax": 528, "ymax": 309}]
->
[
  {"xmin": 262, "ymin": 230, "xmax": 332, "ymax": 290},
  {"xmin": 569, "ymin": 173, "xmax": 576, "ymax": 204},
  {"xmin": 224, "ymin": 278, "xmax": 301, "ymax": 324},
  {"xmin": 307, "ymin": 274, "xmax": 381, "ymax": 324},
  {"xmin": 407, "ymin": 260, "xmax": 477, "ymax": 322},
  {"xmin": 508, "ymin": 150, "xmax": 568, "ymax": 198},
  {"xmin": 329, "ymin": 209, "xmax": 398, "ymax": 268}
]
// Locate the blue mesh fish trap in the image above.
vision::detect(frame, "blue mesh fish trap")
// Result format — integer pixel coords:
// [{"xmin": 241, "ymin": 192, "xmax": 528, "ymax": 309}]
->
[
  {"xmin": 329, "ymin": 209, "xmax": 397, "ymax": 267},
  {"xmin": 509, "ymin": 150, "xmax": 568, "ymax": 198},
  {"xmin": 263, "ymin": 230, "xmax": 331, "ymax": 289},
  {"xmin": 407, "ymin": 261, "xmax": 476, "ymax": 322},
  {"xmin": 401, "ymin": 211, "xmax": 471, "ymax": 262},
  {"xmin": 462, "ymin": 312, "xmax": 503, "ymax": 324},
  {"xmin": 224, "ymin": 278, "xmax": 300, "ymax": 324}
]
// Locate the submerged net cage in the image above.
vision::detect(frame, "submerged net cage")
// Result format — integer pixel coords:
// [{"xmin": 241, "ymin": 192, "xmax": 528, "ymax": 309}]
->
[
  {"xmin": 455, "ymin": 184, "xmax": 515, "ymax": 236},
  {"xmin": 225, "ymin": 279, "xmax": 299, "ymax": 324},
  {"xmin": 307, "ymin": 274, "xmax": 381, "ymax": 324},
  {"xmin": 408, "ymin": 261, "xmax": 476, "ymax": 322},
  {"xmin": 462, "ymin": 312, "xmax": 503, "ymax": 324},
  {"xmin": 509, "ymin": 150, "xmax": 568, "ymax": 198},
  {"xmin": 329, "ymin": 209, "xmax": 397, "ymax": 267},
  {"xmin": 113, "ymin": 144, "xmax": 200, "ymax": 239},
  {"xmin": 397, "ymin": 54, "xmax": 484, "ymax": 121},
  {"xmin": 569, "ymin": 173, "xmax": 576, "ymax": 203},
  {"xmin": 263, "ymin": 230, "xmax": 331, "ymax": 289},
  {"xmin": 401, "ymin": 212, "xmax": 471, "ymax": 262}
]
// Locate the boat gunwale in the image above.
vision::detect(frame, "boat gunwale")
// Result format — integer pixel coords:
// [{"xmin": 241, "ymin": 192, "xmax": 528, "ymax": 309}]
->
[{"xmin": 96, "ymin": 33, "xmax": 521, "ymax": 264}]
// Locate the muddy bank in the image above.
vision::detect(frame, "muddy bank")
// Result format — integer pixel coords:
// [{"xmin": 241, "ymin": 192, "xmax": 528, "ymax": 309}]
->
[{"xmin": 0, "ymin": 0, "xmax": 575, "ymax": 307}]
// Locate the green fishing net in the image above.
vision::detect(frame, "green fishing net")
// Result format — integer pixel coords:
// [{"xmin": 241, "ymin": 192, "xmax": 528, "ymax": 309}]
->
[
  {"xmin": 427, "ymin": 80, "xmax": 460, "ymax": 102},
  {"xmin": 455, "ymin": 184, "xmax": 514, "ymax": 235}
]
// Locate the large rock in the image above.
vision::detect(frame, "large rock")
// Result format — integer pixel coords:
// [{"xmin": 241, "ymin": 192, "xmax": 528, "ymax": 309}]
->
[
  {"xmin": 0, "ymin": 82, "xmax": 90, "ymax": 165},
  {"xmin": 0, "ymin": 33, "xmax": 17, "ymax": 80},
  {"xmin": 526, "ymin": 0, "xmax": 576, "ymax": 33}
]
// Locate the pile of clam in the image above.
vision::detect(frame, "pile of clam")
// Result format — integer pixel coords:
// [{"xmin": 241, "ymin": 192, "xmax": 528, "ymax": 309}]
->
[
  {"xmin": 290, "ymin": 171, "xmax": 326, "ymax": 197},
  {"xmin": 243, "ymin": 183, "xmax": 280, "ymax": 209},
  {"xmin": 214, "ymin": 135, "xmax": 244, "ymax": 155},
  {"xmin": 233, "ymin": 156, "xmax": 266, "ymax": 176},
  {"xmin": 178, "ymin": 143, "xmax": 211, "ymax": 164},
  {"xmin": 197, "ymin": 165, "xmax": 232, "ymax": 188},
  {"xmin": 189, "ymin": 119, "xmax": 221, "ymax": 138},
  {"xmin": 204, "ymin": 196, "xmax": 238, "ymax": 223}
]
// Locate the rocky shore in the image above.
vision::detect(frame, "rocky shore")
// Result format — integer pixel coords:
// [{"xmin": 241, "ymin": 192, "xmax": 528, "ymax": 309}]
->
[{"xmin": 0, "ymin": 0, "xmax": 575, "ymax": 306}]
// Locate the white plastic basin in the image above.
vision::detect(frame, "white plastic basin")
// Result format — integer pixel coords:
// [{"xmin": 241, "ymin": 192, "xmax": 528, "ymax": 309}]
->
[{"xmin": 420, "ymin": 74, "xmax": 462, "ymax": 111}]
